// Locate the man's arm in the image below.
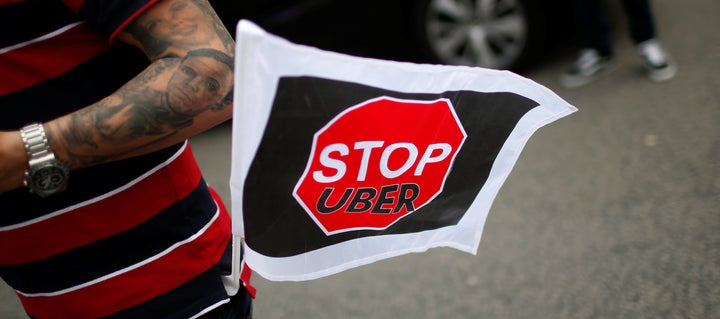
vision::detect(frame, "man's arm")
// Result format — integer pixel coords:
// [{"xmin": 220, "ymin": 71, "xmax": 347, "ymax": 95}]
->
[{"xmin": 0, "ymin": 0, "xmax": 235, "ymax": 193}]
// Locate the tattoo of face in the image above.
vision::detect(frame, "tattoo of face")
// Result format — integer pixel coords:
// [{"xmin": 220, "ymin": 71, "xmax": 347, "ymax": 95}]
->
[
  {"xmin": 166, "ymin": 48, "xmax": 234, "ymax": 116},
  {"xmin": 188, "ymin": 0, "xmax": 235, "ymax": 52},
  {"xmin": 125, "ymin": 0, "xmax": 233, "ymax": 58}
]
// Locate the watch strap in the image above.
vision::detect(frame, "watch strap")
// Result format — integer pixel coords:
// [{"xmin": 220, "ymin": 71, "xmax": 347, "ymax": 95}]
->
[{"xmin": 20, "ymin": 123, "xmax": 55, "ymax": 167}]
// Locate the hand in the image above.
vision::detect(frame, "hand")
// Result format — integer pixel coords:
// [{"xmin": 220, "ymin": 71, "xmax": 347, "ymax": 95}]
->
[{"xmin": 0, "ymin": 131, "xmax": 28, "ymax": 194}]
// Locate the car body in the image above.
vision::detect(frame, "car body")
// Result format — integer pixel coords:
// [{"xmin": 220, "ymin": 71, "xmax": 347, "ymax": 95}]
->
[{"xmin": 210, "ymin": 0, "xmax": 575, "ymax": 71}]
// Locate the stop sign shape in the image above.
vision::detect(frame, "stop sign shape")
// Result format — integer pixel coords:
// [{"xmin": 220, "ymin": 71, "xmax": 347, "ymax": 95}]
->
[{"xmin": 293, "ymin": 96, "xmax": 467, "ymax": 234}]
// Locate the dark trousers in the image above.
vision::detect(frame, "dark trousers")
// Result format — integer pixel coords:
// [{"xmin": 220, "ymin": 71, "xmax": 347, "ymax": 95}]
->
[
  {"xmin": 574, "ymin": 0, "xmax": 657, "ymax": 56},
  {"xmin": 198, "ymin": 288, "xmax": 253, "ymax": 319}
]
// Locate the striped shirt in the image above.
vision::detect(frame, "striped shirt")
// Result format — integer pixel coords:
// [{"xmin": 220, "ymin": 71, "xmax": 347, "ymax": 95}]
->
[{"xmin": 0, "ymin": 1, "xmax": 236, "ymax": 318}]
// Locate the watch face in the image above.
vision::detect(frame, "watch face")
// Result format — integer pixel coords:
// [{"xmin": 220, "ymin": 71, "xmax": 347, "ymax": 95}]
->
[{"xmin": 28, "ymin": 162, "xmax": 69, "ymax": 196}]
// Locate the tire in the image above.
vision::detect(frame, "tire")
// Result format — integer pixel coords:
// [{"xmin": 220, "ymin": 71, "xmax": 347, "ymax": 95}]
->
[{"xmin": 412, "ymin": 0, "xmax": 547, "ymax": 70}]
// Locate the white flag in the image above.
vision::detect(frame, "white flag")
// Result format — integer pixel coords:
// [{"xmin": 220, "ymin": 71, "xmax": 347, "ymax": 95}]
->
[{"xmin": 230, "ymin": 20, "xmax": 576, "ymax": 282}]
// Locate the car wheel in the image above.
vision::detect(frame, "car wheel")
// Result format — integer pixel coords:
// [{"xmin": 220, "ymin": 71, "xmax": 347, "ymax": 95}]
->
[{"xmin": 413, "ymin": 0, "xmax": 545, "ymax": 70}]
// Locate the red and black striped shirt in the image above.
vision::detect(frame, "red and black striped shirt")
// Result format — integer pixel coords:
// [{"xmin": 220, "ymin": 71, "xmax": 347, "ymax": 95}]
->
[{"xmin": 0, "ymin": 1, "xmax": 236, "ymax": 318}]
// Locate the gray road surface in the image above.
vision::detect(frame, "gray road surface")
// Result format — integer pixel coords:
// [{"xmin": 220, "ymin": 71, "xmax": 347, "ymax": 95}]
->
[{"xmin": 2, "ymin": 0, "xmax": 717, "ymax": 318}]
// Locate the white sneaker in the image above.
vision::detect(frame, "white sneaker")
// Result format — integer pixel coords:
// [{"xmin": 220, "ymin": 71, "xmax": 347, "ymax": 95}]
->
[
  {"xmin": 560, "ymin": 49, "xmax": 617, "ymax": 88},
  {"xmin": 636, "ymin": 39, "xmax": 677, "ymax": 82}
]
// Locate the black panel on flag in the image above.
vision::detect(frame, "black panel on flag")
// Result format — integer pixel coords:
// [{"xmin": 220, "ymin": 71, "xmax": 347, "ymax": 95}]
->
[{"xmin": 243, "ymin": 76, "xmax": 538, "ymax": 257}]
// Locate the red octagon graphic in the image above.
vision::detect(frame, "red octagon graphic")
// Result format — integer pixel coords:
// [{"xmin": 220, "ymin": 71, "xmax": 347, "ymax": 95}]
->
[{"xmin": 293, "ymin": 97, "xmax": 467, "ymax": 234}]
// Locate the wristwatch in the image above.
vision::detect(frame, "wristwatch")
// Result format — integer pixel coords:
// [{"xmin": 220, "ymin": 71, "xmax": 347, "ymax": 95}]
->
[{"xmin": 20, "ymin": 123, "xmax": 69, "ymax": 197}]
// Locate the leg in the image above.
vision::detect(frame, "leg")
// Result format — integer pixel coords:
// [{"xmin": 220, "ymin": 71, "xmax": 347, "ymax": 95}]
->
[
  {"xmin": 620, "ymin": 0, "xmax": 657, "ymax": 44},
  {"xmin": 621, "ymin": 0, "xmax": 676, "ymax": 81},
  {"xmin": 560, "ymin": 0, "xmax": 618, "ymax": 88},
  {"xmin": 198, "ymin": 288, "xmax": 253, "ymax": 319},
  {"xmin": 573, "ymin": 0, "xmax": 614, "ymax": 56}
]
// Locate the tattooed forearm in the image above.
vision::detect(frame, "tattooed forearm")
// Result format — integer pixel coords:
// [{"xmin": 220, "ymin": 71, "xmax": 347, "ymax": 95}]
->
[
  {"xmin": 45, "ymin": 0, "xmax": 235, "ymax": 170},
  {"xmin": 51, "ymin": 47, "xmax": 233, "ymax": 169}
]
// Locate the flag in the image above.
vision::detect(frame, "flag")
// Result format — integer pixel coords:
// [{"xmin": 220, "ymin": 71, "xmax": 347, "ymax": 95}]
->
[{"xmin": 230, "ymin": 20, "xmax": 576, "ymax": 281}]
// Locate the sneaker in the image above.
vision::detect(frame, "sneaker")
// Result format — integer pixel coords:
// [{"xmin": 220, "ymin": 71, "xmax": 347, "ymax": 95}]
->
[
  {"xmin": 636, "ymin": 39, "xmax": 677, "ymax": 82},
  {"xmin": 560, "ymin": 49, "xmax": 617, "ymax": 88}
]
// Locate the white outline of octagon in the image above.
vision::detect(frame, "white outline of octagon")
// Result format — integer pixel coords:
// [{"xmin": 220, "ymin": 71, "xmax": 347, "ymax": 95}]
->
[{"xmin": 293, "ymin": 96, "xmax": 467, "ymax": 235}]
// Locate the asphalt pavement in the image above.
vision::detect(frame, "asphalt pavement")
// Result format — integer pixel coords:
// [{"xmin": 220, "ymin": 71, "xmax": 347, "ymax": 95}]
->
[{"xmin": 1, "ymin": 0, "xmax": 717, "ymax": 318}]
